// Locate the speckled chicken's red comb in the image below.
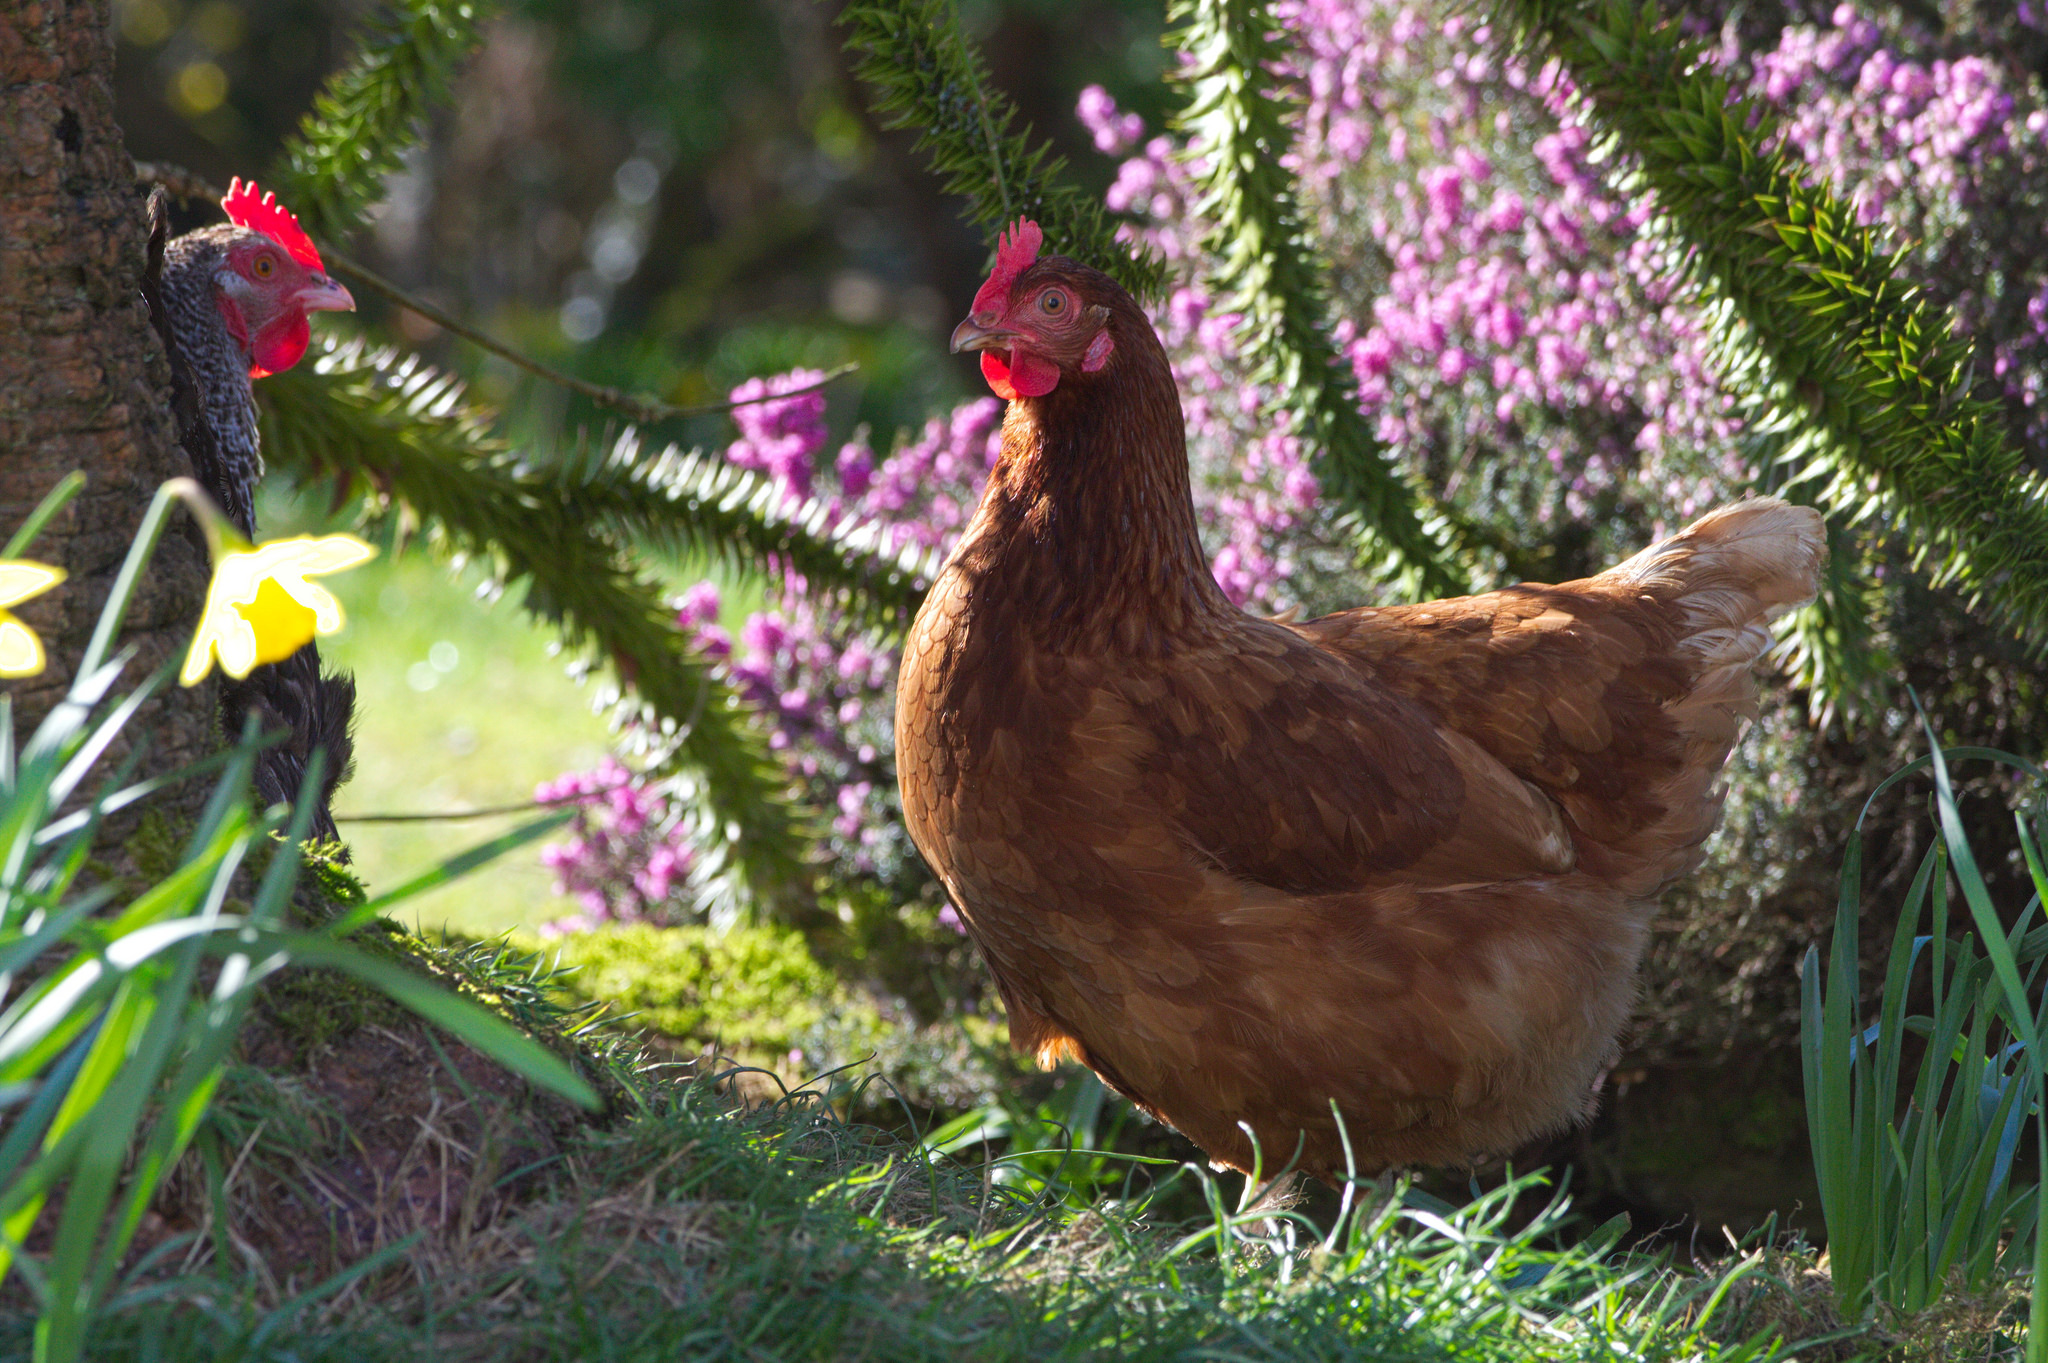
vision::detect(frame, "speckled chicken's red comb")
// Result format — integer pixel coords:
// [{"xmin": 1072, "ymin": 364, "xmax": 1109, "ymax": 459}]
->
[
  {"xmin": 221, "ymin": 177, "xmax": 325, "ymax": 272},
  {"xmin": 971, "ymin": 218, "xmax": 1043, "ymax": 314}
]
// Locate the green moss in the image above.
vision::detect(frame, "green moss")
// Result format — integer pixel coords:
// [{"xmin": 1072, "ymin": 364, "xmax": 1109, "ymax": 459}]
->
[
  {"xmin": 299, "ymin": 840, "xmax": 369, "ymax": 915},
  {"xmin": 514, "ymin": 922, "xmax": 843, "ymax": 1055},
  {"xmin": 501, "ymin": 923, "xmax": 1028, "ymax": 1111},
  {"xmin": 124, "ymin": 809, "xmax": 187, "ymax": 885}
]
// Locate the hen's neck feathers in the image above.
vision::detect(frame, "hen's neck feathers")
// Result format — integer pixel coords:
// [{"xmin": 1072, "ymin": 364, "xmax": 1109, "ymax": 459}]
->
[
  {"xmin": 958, "ymin": 286, "xmax": 1231, "ymax": 654},
  {"xmin": 160, "ymin": 225, "xmax": 263, "ymax": 534}
]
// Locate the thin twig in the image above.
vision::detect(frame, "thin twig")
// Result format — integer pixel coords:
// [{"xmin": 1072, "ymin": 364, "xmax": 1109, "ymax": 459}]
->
[
  {"xmin": 338, "ymin": 796, "xmax": 600, "ymax": 824},
  {"xmin": 337, "ymin": 803, "xmax": 555, "ymax": 824},
  {"xmin": 337, "ymin": 775, "xmax": 638, "ymax": 824},
  {"xmin": 134, "ymin": 161, "xmax": 858, "ymax": 424},
  {"xmin": 330, "ymin": 253, "xmax": 858, "ymax": 424}
]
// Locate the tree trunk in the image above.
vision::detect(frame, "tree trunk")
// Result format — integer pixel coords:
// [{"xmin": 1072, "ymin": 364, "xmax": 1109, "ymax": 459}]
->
[{"xmin": 0, "ymin": 1, "xmax": 213, "ymax": 773}]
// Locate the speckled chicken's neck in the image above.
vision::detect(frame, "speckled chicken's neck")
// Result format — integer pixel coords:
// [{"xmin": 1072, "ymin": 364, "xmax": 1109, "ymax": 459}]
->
[
  {"xmin": 954, "ymin": 334, "xmax": 1232, "ymax": 655},
  {"xmin": 160, "ymin": 226, "xmax": 262, "ymax": 535}
]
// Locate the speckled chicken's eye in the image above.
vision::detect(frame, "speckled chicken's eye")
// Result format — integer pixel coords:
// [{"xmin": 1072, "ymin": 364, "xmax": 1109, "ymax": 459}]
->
[
  {"xmin": 253, "ymin": 256, "xmax": 275, "ymax": 278},
  {"xmin": 1039, "ymin": 290, "xmax": 1066, "ymax": 315}
]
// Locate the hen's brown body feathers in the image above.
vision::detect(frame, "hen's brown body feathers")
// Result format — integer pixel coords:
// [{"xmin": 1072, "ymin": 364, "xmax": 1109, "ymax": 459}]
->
[{"xmin": 899, "ymin": 255, "xmax": 1824, "ymax": 1178}]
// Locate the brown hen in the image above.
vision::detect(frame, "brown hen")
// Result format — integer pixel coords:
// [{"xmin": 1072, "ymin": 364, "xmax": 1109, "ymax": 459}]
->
[{"xmin": 896, "ymin": 220, "xmax": 1825, "ymax": 1180}]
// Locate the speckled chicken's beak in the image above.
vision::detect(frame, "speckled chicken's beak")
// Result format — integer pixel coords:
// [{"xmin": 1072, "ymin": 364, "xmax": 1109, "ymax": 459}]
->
[
  {"xmin": 297, "ymin": 273, "xmax": 356, "ymax": 313},
  {"xmin": 949, "ymin": 314, "xmax": 1013, "ymax": 354}
]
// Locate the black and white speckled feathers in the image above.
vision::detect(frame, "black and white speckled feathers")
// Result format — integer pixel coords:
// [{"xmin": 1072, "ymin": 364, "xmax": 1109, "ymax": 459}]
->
[
  {"xmin": 158, "ymin": 223, "xmax": 266, "ymax": 536},
  {"xmin": 145, "ymin": 197, "xmax": 357, "ymax": 846}
]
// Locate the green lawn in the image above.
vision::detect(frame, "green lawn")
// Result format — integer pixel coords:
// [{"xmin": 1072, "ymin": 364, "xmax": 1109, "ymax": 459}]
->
[{"xmin": 315, "ymin": 546, "xmax": 615, "ymax": 934}]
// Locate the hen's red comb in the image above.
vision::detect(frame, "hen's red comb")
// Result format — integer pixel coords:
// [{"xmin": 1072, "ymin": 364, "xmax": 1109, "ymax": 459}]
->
[
  {"xmin": 221, "ymin": 178, "xmax": 325, "ymax": 272},
  {"xmin": 971, "ymin": 218, "xmax": 1043, "ymax": 314}
]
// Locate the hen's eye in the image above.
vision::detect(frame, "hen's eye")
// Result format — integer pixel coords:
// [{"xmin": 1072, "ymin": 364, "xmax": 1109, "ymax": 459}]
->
[
  {"xmin": 1039, "ymin": 290, "xmax": 1066, "ymax": 315},
  {"xmin": 253, "ymin": 256, "xmax": 275, "ymax": 278}
]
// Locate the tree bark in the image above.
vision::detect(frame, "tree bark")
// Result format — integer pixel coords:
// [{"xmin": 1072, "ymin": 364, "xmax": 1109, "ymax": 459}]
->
[{"xmin": 0, "ymin": 1, "xmax": 213, "ymax": 773}]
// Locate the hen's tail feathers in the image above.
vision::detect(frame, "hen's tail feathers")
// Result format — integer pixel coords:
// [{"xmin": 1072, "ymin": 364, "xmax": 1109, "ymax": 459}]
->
[
  {"xmin": 1605, "ymin": 497, "xmax": 1826, "ymax": 891},
  {"xmin": 1611, "ymin": 497, "xmax": 1825, "ymax": 683},
  {"xmin": 219, "ymin": 642, "xmax": 359, "ymax": 851}
]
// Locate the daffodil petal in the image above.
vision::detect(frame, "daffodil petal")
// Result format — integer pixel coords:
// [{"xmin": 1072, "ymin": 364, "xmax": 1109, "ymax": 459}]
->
[
  {"xmin": 182, "ymin": 533, "xmax": 372, "ymax": 686},
  {"xmin": 181, "ymin": 591, "xmax": 262, "ymax": 685},
  {"xmin": 214, "ymin": 615, "xmax": 261, "ymax": 678},
  {"xmin": 0, "ymin": 617, "xmax": 46, "ymax": 677},
  {"xmin": 305, "ymin": 534, "xmax": 377, "ymax": 571},
  {"xmin": 253, "ymin": 535, "xmax": 377, "ymax": 576},
  {"xmin": 0, "ymin": 562, "xmax": 64, "ymax": 610},
  {"xmin": 209, "ymin": 557, "xmax": 267, "ymax": 608},
  {"xmin": 276, "ymin": 576, "xmax": 347, "ymax": 632},
  {"xmin": 179, "ymin": 626, "xmax": 216, "ymax": 686},
  {"xmin": 237, "ymin": 578, "xmax": 321, "ymax": 667}
]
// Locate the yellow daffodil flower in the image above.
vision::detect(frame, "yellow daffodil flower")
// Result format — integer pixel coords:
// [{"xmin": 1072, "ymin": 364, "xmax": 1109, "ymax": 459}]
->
[
  {"xmin": 180, "ymin": 535, "xmax": 376, "ymax": 685},
  {"xmin": 0, "ymin": 561, "xmax": 65, "ymax": 678}
]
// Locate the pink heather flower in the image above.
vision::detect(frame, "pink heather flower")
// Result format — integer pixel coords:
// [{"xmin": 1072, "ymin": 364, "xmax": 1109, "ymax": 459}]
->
[
  {"xmin": 1421, "ymin": 164, "xmax": 1464, "ymax": 221},
  {"xmin": 676, "ymin": 580, "xmax": 722, "ymax": 628},
  {"xmin": 1350, "ymin": 331, "xmax": 1395, "ymax": 378},
  {"xmin": 741, "ymin": 613, "xmax": 789, "ymax": 656},
  {"xmin": 835, "ymin": 440, "xmax": 874, "ymax": 498},
  {"xmin": 536, "ymin": 757, "xmax": 695, "ymax": 929},
  {"xmin": 1077, "ymin": 84, "xmax": 1144, "ymax": 155},
  {"xmin": 726, "ymin": 369, "xmax": 830, "ymax": 503}
]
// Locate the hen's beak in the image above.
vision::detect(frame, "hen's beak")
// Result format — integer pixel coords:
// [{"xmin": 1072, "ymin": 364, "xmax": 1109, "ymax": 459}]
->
[
  {"xmin": 297, "ymin": 273, "xmax": 356, "ymax": 314},
  {"xmin": 949, "ymin": 314, "xmax": 1014, "ymax": 354}
]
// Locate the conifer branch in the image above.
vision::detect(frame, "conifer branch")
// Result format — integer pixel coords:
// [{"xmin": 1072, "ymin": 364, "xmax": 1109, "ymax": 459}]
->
[
  {"xmin": 549, "ymin": 431, "xmax": 933, "ymax": 634},
  {"xmin": 1493, "ymin": 0, "xmax": 2048, "ymax": 655},
  {"xmin": 257, "ymin": 340, "xmax": 815, "ymax": 917},
  {"xmin": 1173, "ymin": 0, "xmax": 1494, "ymax": 599},
  {"xmin": 1744, "ymin": 409, "xmax": 1895, "ymax": 722},
  {"xmin": 274, "ymin": 0, "xmax": 491, "ymax": 243},
  {"xmin": 839, "ymin": 0, "xmax": 1168, "ymax": 301}
]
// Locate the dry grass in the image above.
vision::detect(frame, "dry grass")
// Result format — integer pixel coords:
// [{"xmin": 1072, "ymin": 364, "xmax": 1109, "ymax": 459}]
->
[{"xmin": 1701, "ymin": 1232, "xmax": 2029, "ymax": 1363}]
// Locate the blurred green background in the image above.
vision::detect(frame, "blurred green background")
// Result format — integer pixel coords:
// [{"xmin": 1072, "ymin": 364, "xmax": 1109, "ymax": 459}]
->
[{"xmin": 121, "ymin": 0, "xmax": 1170, "ymax": 454}]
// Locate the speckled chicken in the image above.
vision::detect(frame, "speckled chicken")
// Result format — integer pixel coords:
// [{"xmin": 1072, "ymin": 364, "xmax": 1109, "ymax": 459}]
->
[
  {"xmin": 143, "ymin": 181, "xmax": 360, "ymax": 842},
  {"xmin": 895, "ymin": 221, "xmax": 1825, "ymax": 1180}
]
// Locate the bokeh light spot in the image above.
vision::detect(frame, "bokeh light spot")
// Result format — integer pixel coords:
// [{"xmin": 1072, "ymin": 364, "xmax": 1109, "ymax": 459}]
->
[
  {"xmin": 559, "ymin": 295, "xmax": 605, "ymax": 343},
  {"xmin": 117, "ymin": 0, "xmax": 177, "ymax": 46},
  {"xmin": 190, "ymin": 0, "xmax": 245, "ymax": 53},
  {"xmin": 171, "ymin": 61, "xmax": 228, "ymax": 116}
]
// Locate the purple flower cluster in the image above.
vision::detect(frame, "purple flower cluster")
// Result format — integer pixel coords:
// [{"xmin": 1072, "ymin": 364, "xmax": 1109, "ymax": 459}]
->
[
  {"xmin": 1089, "ymin": 5, "xmax": 1760, "ymax": 579},
  {"xmin": 675, "ymin": 398, "xmax": 1005, "ymax": 881},
  {"xmin": 539, "ymin": 380, "xmax": 1004, "ymax": 920},
  {"xmin": 1090, "ymin": 0, "xmax": 2047, "ymax": 575},
  {"xmin": 535, "ymin": 758, "xmax": 696, "ymax": 931},
  {"xmin": 1076, "ymin": 84, "xmax": 1144, "ymax": 155},
  {"xmin": 1727, "ymin": 4, "xmax": 2048, "ymax": 450},
  {"xmin": 724, "ymin": 369, "xmax": 832, "ymax": 504}
]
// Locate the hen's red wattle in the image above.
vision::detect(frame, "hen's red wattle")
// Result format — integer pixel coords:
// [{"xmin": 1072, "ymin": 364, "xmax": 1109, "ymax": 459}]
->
[{"xmin": 980, "ymin": 348, "xmax": 1059, "ymax": 400}]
